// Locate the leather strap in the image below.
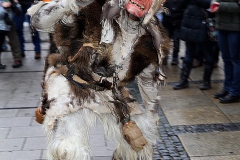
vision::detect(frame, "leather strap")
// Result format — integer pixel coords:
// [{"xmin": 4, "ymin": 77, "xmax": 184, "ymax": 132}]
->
[{"xmin": 57, "ymin": 64, "xmax": 106, "ymax": 91}]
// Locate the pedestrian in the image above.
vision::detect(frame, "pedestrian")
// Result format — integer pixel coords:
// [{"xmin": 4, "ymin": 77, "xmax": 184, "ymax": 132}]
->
[
  {"xmin": 7, "ymin": 21, "xmax": 23, "ymax": 68},
  {"xmin": 162, "ymin": 0, "xmax": 188, "ymax": 65},
  {"xmin": 14, "ymin": 0, "xmax": 41, "ymax": 59},
  {"xmin": 211, "ymin": 0, "xmax": 240, "ymax": 103},
  {"xmin": 192, "ymin": 41, "xmax": 219, "ymax": 68},
  {"xmin": 173, "ymin": 0, "xmax": 217, "ymax": 90},
  {"xmin": 0, "ymin": 0, "xmax": 22, "ymax": 69}
]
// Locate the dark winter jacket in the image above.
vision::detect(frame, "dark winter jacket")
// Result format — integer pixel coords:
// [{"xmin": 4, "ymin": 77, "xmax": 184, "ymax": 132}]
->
[
  {"xmin": 212, "ymin": 0, "xmax": 240, "ymax": 31},
  {"xmin": 0, "ymin": 0, "xmax": 20, "ymax": 31},
  {"xmin": 162, "ymin": 0, "xmax": 188, "ymax": 28},
  {"xmin": 179, "ymin": 0, "xmax": 212, "ymax": 43},
  {"xmin": 18, "ymin": 0, "xmax": 34, "ymax": 5}
]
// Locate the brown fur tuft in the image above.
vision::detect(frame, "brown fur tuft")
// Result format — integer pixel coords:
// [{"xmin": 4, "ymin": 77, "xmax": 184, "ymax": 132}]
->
[
  {"xmin": 47, "ymin": 54, "xmax": 60, "ymax": 66},
  {"xmin": 157, "ymin": 22, "xmax": 172, "ymax": 57},
  {"xmin": 118, "ymin": 35, "xmax": 156, "ymax": 88}
]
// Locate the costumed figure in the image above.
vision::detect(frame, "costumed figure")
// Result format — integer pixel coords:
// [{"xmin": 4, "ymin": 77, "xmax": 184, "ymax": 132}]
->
[{"xmin": 28, "ymin": 0, "xmax": 171, "ymax": 159}]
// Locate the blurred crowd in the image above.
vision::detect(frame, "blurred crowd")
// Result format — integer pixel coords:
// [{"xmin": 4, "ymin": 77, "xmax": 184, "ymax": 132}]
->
[
  {"xmin": 157, "ymin": 0, "xmax": 240, "ymax": 104},
  {"xmin": 1, "ymin": 0, "xmax": 239, "ymax": 103},
  {"xmin": 0, "ymin": 0, "xmax": 41, "ymax": 69}
]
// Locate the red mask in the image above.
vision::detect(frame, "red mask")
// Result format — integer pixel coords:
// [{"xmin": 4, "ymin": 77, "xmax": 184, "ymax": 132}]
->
[{"xmin": 125, "ymin": 0, "xmax": 153, "ymax": 18}]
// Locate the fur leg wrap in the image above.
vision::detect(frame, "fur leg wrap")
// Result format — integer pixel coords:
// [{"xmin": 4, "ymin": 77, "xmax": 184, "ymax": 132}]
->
[
  {"xmin": 44, "ymin": 109, "xmax": 97, "ymax": 160},
  {"xmin": 122, "ymin": 120, "xmax": 148, "ymax": 152},
  {"xmin": 99, "ymin": 113, "xmax": 157, "ymax": 160}
]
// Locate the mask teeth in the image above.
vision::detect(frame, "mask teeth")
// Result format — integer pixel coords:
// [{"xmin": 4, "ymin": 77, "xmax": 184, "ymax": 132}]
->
[{"xmin": 129, "ymin": 0, "xmax": 145, "ymax": 11}]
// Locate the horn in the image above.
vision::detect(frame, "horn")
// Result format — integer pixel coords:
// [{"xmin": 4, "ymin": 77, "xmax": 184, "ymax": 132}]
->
[{"xmin": 142, "ymin": 0, "xmax": 163, "ymax": 25}]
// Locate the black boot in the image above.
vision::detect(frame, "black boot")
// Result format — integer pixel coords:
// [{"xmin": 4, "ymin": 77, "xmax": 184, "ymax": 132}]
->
[
  {"xmin": 199, "ymin": 64, "xmax": 214, "ymax": 90},
  {"xmin": 213, "ymin": 90, "xmax": 228, "ymax": 99},
  {"xmin": 173, "ymin": 62, "xmax": 192, "ymax": 90},
  {"xmin": 199, "ymin": 82, "xmax": 211, "ymax": 90}
]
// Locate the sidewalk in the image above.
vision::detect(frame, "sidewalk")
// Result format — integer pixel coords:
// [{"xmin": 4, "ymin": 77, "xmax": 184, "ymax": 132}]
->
[{"xmin": 0, "ymin": 27, "xmax": 240, "ymax": 160}]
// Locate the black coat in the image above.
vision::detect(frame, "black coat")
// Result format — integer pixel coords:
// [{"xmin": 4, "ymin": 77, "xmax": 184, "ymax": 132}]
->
[
  {"xmin": 162, "ymin": 0, "xmax": 188, "ymax": 28},
  {"xmin": 179, "ymin": 0, "xmax": 211, "ymax": 43},
  {"xmin": 18, "ymin": 0, "xmax": 34, "ymax": 5}
]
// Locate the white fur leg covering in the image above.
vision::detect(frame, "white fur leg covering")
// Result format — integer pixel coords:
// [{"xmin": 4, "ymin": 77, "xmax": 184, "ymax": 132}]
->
[
  {"xmin": 43, "ymin": 108, "xmax": 97, "ymax": 160},
  {"xmin": 99, "ymin": 112, "xmax": 159, "ymax": 160}
]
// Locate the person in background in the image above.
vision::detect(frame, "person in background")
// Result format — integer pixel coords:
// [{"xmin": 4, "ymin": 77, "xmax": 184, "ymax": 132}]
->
[
  {"xmin": 2, "ymin": 40, "xmax": 7, "ymax": 51},
  {"xmin": 192, "ymin": 43, "xmax": 219, "ymax": 68},
  {"xmin": 162, "ymin": 0, "xmax": 188, "ymax": 65},
  {"xmin": 14, "ymin": 0, "xmax": 41, "ymax": 59},
  {"xmin": 173, "ymin": 0, "xmax": 217, "ymax": 90},
  {"xmin": 7, "ymin": 19, "xmax": 23, "ymax": 68},
  {"xmin": 0, "ymin": 0, "xmax": 22, "ymax": 69},
  {"xmin": 211, "ymin": 0, "xmax": 240, "ymax": 103}
]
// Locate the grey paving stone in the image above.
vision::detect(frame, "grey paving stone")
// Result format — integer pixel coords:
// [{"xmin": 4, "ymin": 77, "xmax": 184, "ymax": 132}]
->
[
  {"xmin": 0, "ymin": 51, "xmax": 49, "ymax": 73},
  {"xmin": 0, "ymin": 128, "xmax": 9, "ymax": 139},
  {"xmin": 23, "ymin": 137, "xmax": 47, "ymax": 150},
  {"xmin": 89, "ymin": 134, "xmax": 105, "ymax": 147},
  {"xmin": 0, "ymin": 109, "xmax": 18, "ymax": 117},
  {"xmin": 0, "ymin": 138, "xmax": 24, "ymax": 151},
  {"xmin": 0, "ymin": 117, "xmax": 32, "ymax": 127},
  {"xmin": 17, "ymin": 108, "xmax": 35, "ymax": 117},
  {"xmin": 31, "ymin": 118, "xmax": 42, "ymax": 126},
  {"xmin": 42, "ymin": 150, "xmax": 47, "ymax": 160},
  {"xmin": 6, "ymin": 99, "xmax": 40, "ymax": 108},
  {"xmin": 92, "ymin": 156, "xmax": 112, "ymax": 160},
  {"xmin": 25, "ymin": 92, "xmax": 42, "ymax": 100},
  {"xmin": 191, "ymin": 155, "xmax": 240, "ymax": 160},
  {"xmin": 160, "ymin": 94, "xmax": 216, "ymax": 110},
  {"xmin": 0, "ymin": 101, "xmax": 7, "ymax": 108},
  {"xmin": 90, "ymin": 146, "xmax": 115, "ymax": 157},
  {"xmin": 179, "ymin": 131, "xmax": 240, "ymax": 157},
  {"xmin": 0, "ymin": 150, "xmax": 41, "ymax": 160},
  {"xmin": 164, "ymin": 106, "xmax": 230, "ymax": 126},
  {"xmin": 8, "ymin": 126, "xmax": 44, "ymax": 138},
  {"xmin": 105, "ymin": 138, "xmax": 117, "ymax": 148},
  {"xmin": 90, "ymin": 123, "xmax": 105, "ymax": 135}
]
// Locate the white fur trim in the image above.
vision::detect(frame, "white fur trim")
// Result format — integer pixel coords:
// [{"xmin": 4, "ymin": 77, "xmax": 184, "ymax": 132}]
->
[
  {"xmin": 43, "ymin": 66, "xmax": 160, "ymax": 159},
  {"xmin": 100, "ymin": 19, "xmax": 115, "ymax": 44}
]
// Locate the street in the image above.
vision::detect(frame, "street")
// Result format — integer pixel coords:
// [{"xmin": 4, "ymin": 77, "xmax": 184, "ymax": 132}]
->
[{"xmin": 0, "ymin": 26, "xmax": 240, "ymax": 160}]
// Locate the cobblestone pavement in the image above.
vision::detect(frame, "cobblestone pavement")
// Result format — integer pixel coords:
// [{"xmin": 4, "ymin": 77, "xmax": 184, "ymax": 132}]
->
[{"xmin": 1, "ymin": 27, "xmax": 240, "ymax": 160}]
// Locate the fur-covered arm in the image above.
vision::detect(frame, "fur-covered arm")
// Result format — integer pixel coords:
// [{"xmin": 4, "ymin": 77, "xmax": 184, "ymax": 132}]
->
[
  {"xmin": 27, "ymin": 0, "xmax": 94, "ymax": 32},
  {"xmin": 142, "ymin": 17, "xmax": 162, "ymax": 54},
  {"xmin": 141, "ymin": 16, "xmax": 171, "ymax": 82},
  {"xmin": 100, "ymin": 0, "xmax": 121, "ymax": 43}
]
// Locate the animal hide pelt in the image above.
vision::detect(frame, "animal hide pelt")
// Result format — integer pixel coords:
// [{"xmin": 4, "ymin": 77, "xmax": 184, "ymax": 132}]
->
[{"xmin": 29, "ymin": 0, "xmax": 171, "ymax": 159}]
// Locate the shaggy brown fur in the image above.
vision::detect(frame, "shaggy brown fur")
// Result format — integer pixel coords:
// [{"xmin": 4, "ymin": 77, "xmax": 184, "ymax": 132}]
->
[
  {"xmin": 50, "ymin": 0, "xmax": 171, "ymax": 102},
  {"xmin": 50, "ymin": 1, "xmax": 114, "ymax": 103},
  {"xmin": 118, "ymin": 21, "xmax": 171, "ymax": 88},
  {"xmin": 118, "ymin": 35, "xmax": 156, "ymax": 88}
]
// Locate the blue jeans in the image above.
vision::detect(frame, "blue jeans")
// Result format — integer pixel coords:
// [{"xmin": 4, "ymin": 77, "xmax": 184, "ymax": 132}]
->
[
  {"xmin": 14, "ymin": 4, "xmax": 41, "ymax": 54},
  {"xmin": 218, "ymin": 30, "xmax": 240, "ymax": 96}
]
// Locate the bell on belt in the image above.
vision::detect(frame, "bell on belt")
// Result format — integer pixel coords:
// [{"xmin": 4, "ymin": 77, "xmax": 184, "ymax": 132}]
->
[{"xmin": 35, "ymin": 106, "xmax": 44, "ymax": 124}]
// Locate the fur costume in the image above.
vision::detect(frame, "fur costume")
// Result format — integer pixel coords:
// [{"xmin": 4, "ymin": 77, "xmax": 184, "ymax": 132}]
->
[{"xmin": 28, "ymin": 0, "xmax": 171, "ymax": 159}]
